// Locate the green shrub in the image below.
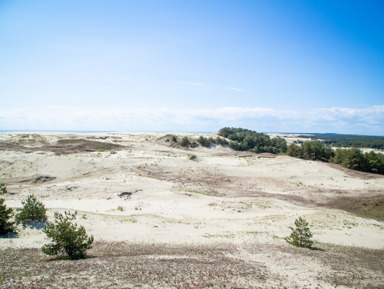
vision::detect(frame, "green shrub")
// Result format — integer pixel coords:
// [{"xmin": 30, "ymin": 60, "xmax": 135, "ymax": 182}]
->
[
  {"xmin": 285, "ymin": 217, "xmax": 313, "ymax": 248},
  {"xmin": 0, "ymin": 184, "xmax": 7, "ymax": 195},
  {"xmin": 0, "ymin": 198, "xmax": 15, "ymax": 235},
  {"xmin": 42, "ymin": 211, "xmax": 94, "ymax": 259},
  {"xmin": 180, "ymin": 136, "xmax": 190, "ymax": 147},
  {"xmin": 15, "ymin": 194, "xmax": 47, "ymax": 224}
]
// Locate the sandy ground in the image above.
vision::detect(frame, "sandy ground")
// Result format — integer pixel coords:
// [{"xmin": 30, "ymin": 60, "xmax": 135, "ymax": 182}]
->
[{"xmin": 1, "ymin": 132, "xmax": 383, "ymax": 288}]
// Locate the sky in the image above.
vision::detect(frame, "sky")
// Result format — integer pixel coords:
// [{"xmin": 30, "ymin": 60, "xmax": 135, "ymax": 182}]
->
[{"xmin": 0, "ymin": 0, "xmax": 383, "ymax": 135}]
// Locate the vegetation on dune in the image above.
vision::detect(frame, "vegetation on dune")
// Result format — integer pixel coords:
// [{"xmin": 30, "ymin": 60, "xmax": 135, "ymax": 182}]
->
[
  {"xmin": 287, "ymin": 141, "xmax": 333, "ymax": 162},
  {"xmin": 42, "ymin": 211, "xmax": 94, "ymax": 259},
  {"xmin": 178, "ymin": 128, "xmax": 384, "ymax": 175},
  {"xmin": 287, "ymin": 142, "xmax": 384, "ymax": 175},
  {"xmin": 218, "ymin": 127, "xmax": 287, "ymax": 153},
  {"xmin": 177, "ymin": 128, "xmax": 286, "ymax": 152},
  {"xmin": 179, "ymin": 135, "xmax": 227, "ymax": 148},
  {"xmin": 332, "ymin": 148, "xmax": 384, "ymax": 174}
]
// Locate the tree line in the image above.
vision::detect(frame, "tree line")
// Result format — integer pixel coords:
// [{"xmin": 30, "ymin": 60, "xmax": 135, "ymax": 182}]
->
[
  {"xmin": 299, "ymin": 133, "xmax": 384, "ymax": 150},
  {"xmin": 176, "ymin": 127, "xmax": 288, "ymax": 154},
  {"xmin": 287, "ymin": 142, "xmax": 384, "ymax": 175}
]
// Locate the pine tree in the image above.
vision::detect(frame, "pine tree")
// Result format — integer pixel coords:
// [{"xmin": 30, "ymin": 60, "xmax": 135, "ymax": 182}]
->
[
  {"xmin": 42, "ymin": 211, "xmax": 94, "ymax": 259},
  {"xmin": 285, "ymin": 217, "xmax": 313, "ymax": 248},
  {"xmin": 0, "ymin": 198, "xmax": 15, "ymax": 235},
  {"xmin": 15, "ymin": 194, "xmax": 47, "ymax": 224}
]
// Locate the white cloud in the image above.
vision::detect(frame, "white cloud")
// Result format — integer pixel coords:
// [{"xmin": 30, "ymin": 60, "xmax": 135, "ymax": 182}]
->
[{"xmin": 0, "ymin": 105, "xmax": 383, "ymax": 135}]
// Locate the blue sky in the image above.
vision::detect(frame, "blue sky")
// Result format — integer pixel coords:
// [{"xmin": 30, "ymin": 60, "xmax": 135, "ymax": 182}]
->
[{"xmin": 1, "ymin": 0, "xmax": 383, "ymax": 135}]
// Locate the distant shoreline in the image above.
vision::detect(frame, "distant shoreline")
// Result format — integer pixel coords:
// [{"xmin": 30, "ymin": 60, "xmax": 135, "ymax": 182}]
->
[{"xmin": 1, "ymin": 130, "xmax": 383, "ymax": 137}]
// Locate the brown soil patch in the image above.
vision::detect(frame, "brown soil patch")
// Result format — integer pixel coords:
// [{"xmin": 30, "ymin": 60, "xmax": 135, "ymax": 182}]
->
[
  {"xmin": 0, "ymin": 139, "xmax": 124, "ymax": 154},
  {"xmin": 1, "ymin": 242, "xmax": 383, "ymax": 289}
]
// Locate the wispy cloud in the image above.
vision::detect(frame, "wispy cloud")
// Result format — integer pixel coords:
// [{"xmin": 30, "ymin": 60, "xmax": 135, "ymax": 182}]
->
[
  {"xmin": 225, "ymin": 87, "xmax": 245, "ymax": 92},
  {"xmin": 1, "ymin": 106, "xmax": 383, "ymax": 135},
  {"xmin": 184, "ymin": 82, "xmax": 205, "ymax": 87}
]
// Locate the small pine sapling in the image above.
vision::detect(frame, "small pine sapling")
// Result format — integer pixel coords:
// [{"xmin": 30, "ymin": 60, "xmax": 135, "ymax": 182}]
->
[
  {"xmin": 15, "ymin": 194, "xmax": 47, "ymax": 224},
  {"xmin": 0, "ymin": 198, "xmax": 15, "ymax": 235},
  {"xmin": 285, "ymin": 216, "xmax": 314, "ymax": 248},
  {"xmin": 42, "ymin": 211, "xmax": 94, "ymax": 259},
  {"xmin": 0, "ymin": 184, "xmax": 7, "ymax": 195}
]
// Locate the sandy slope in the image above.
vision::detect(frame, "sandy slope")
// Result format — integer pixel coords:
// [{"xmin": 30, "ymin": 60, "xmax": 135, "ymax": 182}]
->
[{"xmin": 1, "ymin": 132, "xmax": 383, "ymax": 288}]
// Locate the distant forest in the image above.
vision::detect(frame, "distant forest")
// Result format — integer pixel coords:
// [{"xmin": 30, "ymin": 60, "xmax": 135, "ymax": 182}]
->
[
  {"xmin": 176, "ymin": 128, "xmax": 384, "ymax": 175},
  {"xmin": 299, "ymin": 133, "xmax": 384, "ymax": 150},
  {"xmin": 217, "ymin": 128, "xmax": 384, "ymax": 175}
]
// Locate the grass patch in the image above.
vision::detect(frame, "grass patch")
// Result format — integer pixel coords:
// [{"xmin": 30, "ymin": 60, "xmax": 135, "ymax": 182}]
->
[
  {"xmin": 343, "ymin": 220, "xmax": 358, "ymax": 229},
  {"xmin": 186, "ymin": 189, "xmax": 206, "ymax": 195},
  {"xmin": 121, "ymin": 217, "xmax": 137, "ymax": 223},
  {"xmin": 54, "ymin": 139, "xmax": 123, "ymax": 154},
  {"xmin": 185, "ymin": 188, "xmax": 218, "ymax": 196},
  {"xmin": 333, "ymin": 197, "xmax": 384, "ymax": 221}
]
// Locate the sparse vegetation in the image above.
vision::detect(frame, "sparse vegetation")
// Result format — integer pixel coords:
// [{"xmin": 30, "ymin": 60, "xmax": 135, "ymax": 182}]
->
[
  {"xmin": 15, "ymin": 194, "xmax": 47, "ymax": 224},
  {"xmin": 285, "ymin": 217, "xmax": 313, "ymax": 248},
  {"xmin": 0, "ymin": 198, "xmax": 15, "ymax": 235},
  {"xmin": 117, "ymin": 206, "xmax": 124, "ymax": 212},
  {"xmin": 42, "ymin": 211, "xmax": 94, "ymax": 259}
]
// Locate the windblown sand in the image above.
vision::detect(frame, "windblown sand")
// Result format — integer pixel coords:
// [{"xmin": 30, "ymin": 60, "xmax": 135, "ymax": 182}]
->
[{"xmin": 1, "ymin": 132, "xmax": 383, "ymax": 288}]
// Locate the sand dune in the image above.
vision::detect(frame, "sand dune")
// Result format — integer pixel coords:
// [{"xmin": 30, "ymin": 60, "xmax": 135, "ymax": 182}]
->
[{"xmin": 1, "ymin": 132, "xmax": 383, "ymax": 288}]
